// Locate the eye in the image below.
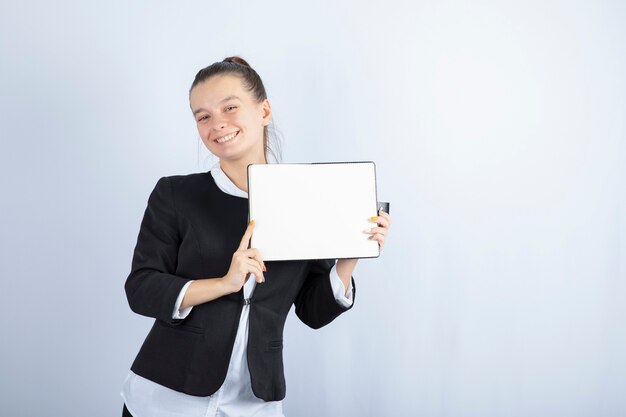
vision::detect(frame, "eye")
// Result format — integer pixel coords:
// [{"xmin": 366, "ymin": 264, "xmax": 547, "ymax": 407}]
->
[
  {"xmin": 197, "ymin": 115, "xmax": 209, "ymax": 122},
  {"xmin": 225, "ymin": 105, "xmax": 237, "ymax": 112}
]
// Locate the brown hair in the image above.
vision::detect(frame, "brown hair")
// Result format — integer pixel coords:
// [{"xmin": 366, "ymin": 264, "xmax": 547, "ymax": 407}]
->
[{"xmin": 189, "ymin": 56, "xmax": 282, "ymax": 163}]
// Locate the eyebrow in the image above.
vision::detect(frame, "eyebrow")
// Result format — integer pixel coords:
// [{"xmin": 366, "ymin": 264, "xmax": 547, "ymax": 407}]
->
[{"xmin": 192, "ymin": 95, "xmax": 241, "ymax": 115}]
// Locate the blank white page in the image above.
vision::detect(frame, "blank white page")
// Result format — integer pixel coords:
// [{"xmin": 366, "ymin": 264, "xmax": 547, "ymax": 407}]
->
[{"xmin": 248, "ymin": 161, "xmax": 380, "ymax": 261}]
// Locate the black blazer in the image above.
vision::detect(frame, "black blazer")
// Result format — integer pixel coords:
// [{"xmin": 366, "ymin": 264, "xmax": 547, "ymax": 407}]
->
[{"xmin": 124, "ymin": 173, "xmax": 356, "ymax": 401}]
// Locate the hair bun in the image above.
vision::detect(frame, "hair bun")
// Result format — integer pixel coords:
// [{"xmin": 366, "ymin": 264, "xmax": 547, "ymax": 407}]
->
[{"xmin": 223, "ymin": 56, "xmax": 251, "ymax": 68}]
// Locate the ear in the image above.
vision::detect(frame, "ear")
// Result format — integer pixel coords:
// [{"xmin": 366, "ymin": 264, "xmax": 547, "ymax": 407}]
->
[{"xmin": 260, "ymin": 99, "xmax": 272, "ymax": 126}]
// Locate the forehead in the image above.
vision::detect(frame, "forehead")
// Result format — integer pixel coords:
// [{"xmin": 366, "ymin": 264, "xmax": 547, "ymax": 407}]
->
[{"xmin": 190, "ymin": 74, "xmax": 251, "ymax": 109}]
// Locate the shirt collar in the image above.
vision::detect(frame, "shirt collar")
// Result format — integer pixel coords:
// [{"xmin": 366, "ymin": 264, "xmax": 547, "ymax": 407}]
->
[{"xmin": 209, "ymin": 161, "xmax": 249, "ymax": 199}]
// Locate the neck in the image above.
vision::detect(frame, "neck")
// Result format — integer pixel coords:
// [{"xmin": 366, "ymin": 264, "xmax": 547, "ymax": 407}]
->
[{"xmin": 219, "ymin": 154, "xmax": 267, "ymax": 193}]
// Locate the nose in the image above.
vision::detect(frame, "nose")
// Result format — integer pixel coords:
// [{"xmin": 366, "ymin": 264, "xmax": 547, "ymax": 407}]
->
[{"xmin": 210, "ymin": 117, "xmax": 227, "ymax": 131}]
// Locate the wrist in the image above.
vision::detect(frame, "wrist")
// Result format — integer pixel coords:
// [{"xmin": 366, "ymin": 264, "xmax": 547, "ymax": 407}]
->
[
  {"xmin": 336, "ymin": 258, "xmax": 358, "ymax": 283},
  {"xmin": 218, "ymin": 276, "xmax": 237, "ymax": 295}
]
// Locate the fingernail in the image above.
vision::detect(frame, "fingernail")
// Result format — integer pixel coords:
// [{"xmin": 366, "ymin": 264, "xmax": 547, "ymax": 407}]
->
[
  {"xmin": 250, "ymin": 219, "xmax": 255, "ymax": 225},
  {"xmin": 363, "ymin": 228, "xmax": 371, "ymax": 233},
  {"xmin": 263, "ymin": 264, "xmax": 267, "ymax": 272},
  {"xmin": 369, "ymin": 216, "xmax": 378, "ymax": 221}
]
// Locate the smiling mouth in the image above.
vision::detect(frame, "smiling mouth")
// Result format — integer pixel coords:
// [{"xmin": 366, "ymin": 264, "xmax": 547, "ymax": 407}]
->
[{"xmin": 214, "ymin": 131, "xmax": 239, "ymax": 144}]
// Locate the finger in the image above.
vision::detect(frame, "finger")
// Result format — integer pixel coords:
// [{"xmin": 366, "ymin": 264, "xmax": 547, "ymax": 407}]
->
[
  {"xmin": 244, "ymin": 259, "xmax": 265, "ymax": 282},
  {"xmin": 369, "ymin": 215, "xmax": 389, "ymax": 228},
  {"xmin": 368, "ymin": 232, "xmax": 385, "ymax": 242},
  {"xmin": 369, "ymin": 232, "xmax": 384, "ymax": 250},
  {"xmin": 363, "ymin": 226, "xmax": 387, "ymax": 236},
  {"xmin": 243, "ymin": 248, "xmax": 266, "ymax": 272},
  {"xmin": 378, "ymin": 210, "xmax": 392, "ymax": 224},
  {"xmin": 238, "ymin": 219, "xmax": 255, "ymax": 250}
]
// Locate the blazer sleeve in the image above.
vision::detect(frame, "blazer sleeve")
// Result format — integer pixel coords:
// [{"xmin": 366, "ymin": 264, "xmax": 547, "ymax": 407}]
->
[
  {"xmin": 294, "ymin": 258, "xmax": 356, "ymax": 329},
  {"xmin": 124, "ymin": 176, "xmax": 192, "ymax": 325}
]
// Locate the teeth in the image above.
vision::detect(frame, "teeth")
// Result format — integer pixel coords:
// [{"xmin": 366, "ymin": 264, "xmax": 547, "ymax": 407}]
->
[{"xmin": 216, "ymin": 131, "xmax": 238, "ymax": 143}]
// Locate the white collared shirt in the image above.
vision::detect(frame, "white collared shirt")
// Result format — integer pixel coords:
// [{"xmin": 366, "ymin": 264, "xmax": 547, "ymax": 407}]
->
[{"xmin": 121, "ymin": 162, "xmax": 353, "ymax": 417}]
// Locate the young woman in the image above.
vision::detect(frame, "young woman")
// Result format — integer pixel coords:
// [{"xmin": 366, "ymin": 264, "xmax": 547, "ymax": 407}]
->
[{"xmin": 120, "ymin": 56, "xmax": 392, "ymax": 417}]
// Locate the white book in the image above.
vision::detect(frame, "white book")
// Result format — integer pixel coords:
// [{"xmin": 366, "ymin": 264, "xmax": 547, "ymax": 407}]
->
[{"xmin": 247, "ymin": 161, "xmax": 380, "ymax": 261}]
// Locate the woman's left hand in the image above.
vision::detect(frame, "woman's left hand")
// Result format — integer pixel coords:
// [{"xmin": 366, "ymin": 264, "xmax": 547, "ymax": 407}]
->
[
  {"xmin": 335, "ymin": 208, "xmax": 392, "ymax": 289},
  {"xmin": 366, "ymin": 208, "xmax": 392, "ymax": 251}
]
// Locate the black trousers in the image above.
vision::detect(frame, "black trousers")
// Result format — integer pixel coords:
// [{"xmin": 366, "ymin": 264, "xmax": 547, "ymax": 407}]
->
[{"xmin": 122, "ymin": 403, "xmax": 133, "ymax": 417}]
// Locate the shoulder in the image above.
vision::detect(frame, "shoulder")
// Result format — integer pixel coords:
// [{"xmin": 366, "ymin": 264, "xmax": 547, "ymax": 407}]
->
[
  {"xmin": 150, "ymin": 172, "xmax": 214, "ymax": 206},
  {"xmin": 158, "ymin": 171, "xmax": 210, "ymax": 190},
  {"xmin": 162, "ymin": 171, "xmax": 209, "ymax": 183}
]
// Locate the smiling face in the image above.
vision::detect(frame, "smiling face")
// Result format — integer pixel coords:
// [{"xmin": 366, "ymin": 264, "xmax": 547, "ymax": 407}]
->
[{"xmin": 190, "ymin": 74, "xmax": 272, "ymax": 163}]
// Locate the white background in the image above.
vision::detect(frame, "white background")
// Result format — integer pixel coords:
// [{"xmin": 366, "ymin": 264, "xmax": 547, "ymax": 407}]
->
[{"xmin": 1, "ymin": 1, "xmax": 624, "ymax": 416}]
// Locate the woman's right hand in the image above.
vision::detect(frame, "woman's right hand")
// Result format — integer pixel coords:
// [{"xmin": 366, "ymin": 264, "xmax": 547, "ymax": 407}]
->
[{"xmin": 221, "ymin": 219, "xmax": 266, "ymax": 294}]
